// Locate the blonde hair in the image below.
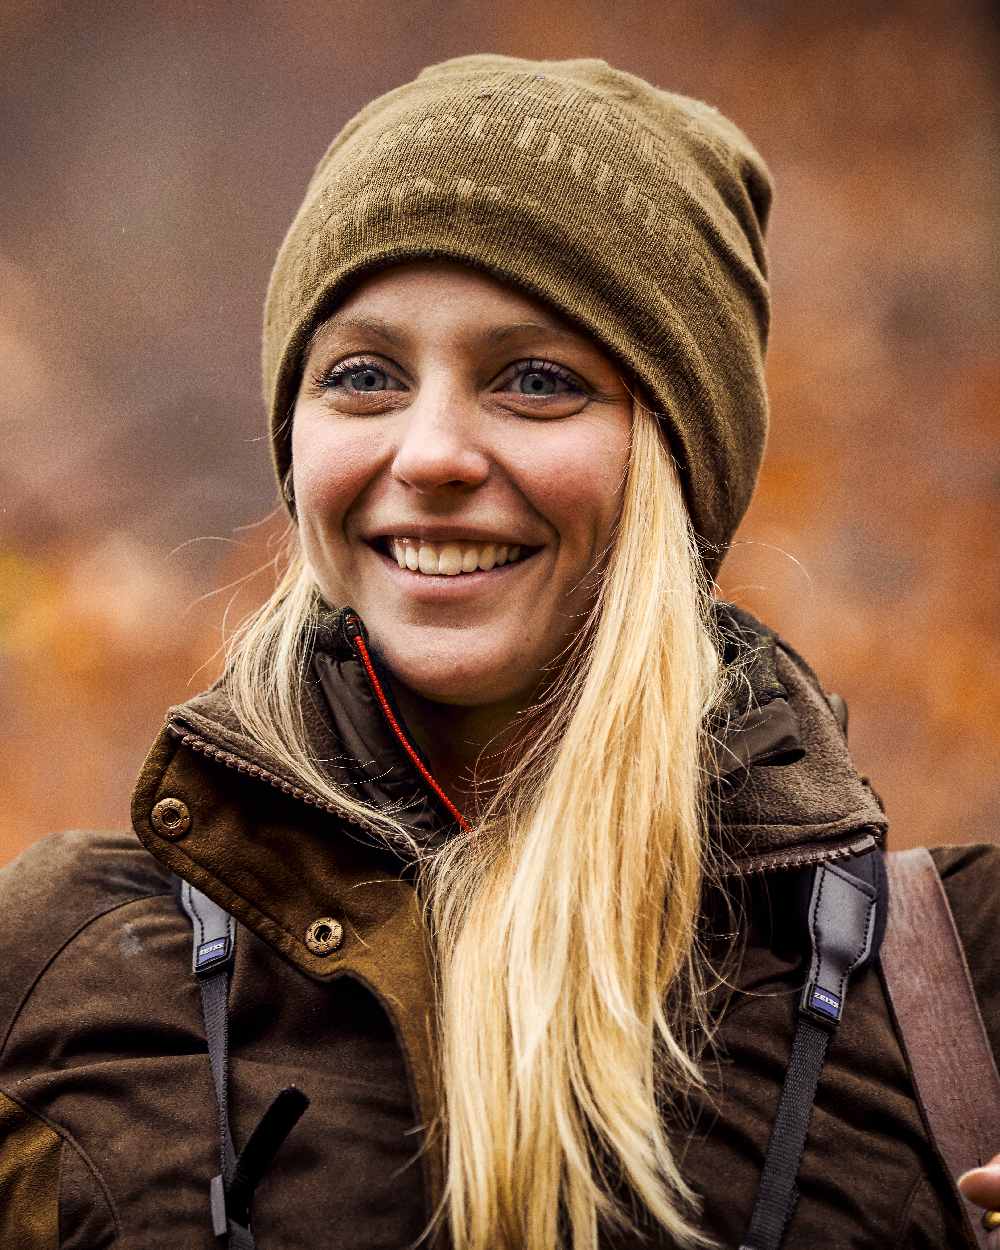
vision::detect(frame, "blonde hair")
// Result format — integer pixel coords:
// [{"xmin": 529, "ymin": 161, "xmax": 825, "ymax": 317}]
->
[{"xmin": 225, "ymin": 400, "xmax": 738, "ymax": 1249}]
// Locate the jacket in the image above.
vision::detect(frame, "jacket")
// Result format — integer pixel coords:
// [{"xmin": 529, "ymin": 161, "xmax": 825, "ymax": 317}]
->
[{"xmin": 0, "ymin": 602, "xmax": 995, "ymax": 1248}]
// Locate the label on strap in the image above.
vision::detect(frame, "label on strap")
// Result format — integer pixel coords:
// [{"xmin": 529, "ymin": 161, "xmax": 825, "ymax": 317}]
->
[
  {"xmin": 807, "ymin": 986, "xmax": 842, "ymax": 1020},
  {"xmin": 196, "ymin": 935, "xmax": 232, "ymax": 972}
]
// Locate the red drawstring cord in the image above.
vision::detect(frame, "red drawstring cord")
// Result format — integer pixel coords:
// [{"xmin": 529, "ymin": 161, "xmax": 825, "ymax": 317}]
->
[{"xmin": 349, "ymin": 630, "xmax": 471, "ymax": 833}]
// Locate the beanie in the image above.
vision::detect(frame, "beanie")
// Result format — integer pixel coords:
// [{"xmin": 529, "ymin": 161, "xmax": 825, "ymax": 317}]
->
[{"xmin": 262, "ymin": 53, "xmax": 774, "ymax": 571}]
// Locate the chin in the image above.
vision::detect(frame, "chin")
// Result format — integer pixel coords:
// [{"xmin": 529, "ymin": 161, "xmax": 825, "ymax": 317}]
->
[{"xmin": 374, "ymin": 630, "xmax": 539, "ymax": 708}]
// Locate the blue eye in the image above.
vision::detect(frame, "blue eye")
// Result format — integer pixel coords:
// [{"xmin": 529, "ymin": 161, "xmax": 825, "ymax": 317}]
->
[
  {"xmin": 511, "ymin": 360, "xmax": 582, "ymax": 397},
  {"xmin": 318, "ymin": 359, "xmax": 395, "ymax": 393}
]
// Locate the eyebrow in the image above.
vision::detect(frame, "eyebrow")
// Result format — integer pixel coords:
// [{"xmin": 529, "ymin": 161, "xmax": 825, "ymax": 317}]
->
[{"xmin": 312, "ymin": 314, "xmax": 584, "ymax": 350}]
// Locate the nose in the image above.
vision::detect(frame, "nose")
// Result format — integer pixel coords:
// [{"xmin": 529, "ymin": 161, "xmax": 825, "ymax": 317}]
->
[{"xmin": 390, "ymin": 382, "xmax": 490, "ymax": 494}]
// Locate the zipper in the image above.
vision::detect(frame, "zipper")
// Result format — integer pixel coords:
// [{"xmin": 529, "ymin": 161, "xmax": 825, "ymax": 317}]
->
[
  {"xmin": 341, "ymin": 609, "xmax": 471, "ymax": 833},
  {"xmin": 167, "ymin": 604, "xmax": 471, "ymax": 838}
]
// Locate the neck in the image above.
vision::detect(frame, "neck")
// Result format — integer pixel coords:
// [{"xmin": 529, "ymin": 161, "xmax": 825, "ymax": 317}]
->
[{"xmin": 389, "ymin": 684, "xmax": 536, "ymax": 822}]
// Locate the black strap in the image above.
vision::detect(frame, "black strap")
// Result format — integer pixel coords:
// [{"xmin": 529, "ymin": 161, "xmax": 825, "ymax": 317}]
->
[
  {"xmin": 177, "ymin": 878, "xmax": 309, "ymax": 1246},
  {"xmin": 226, "ymin": 1087, "xmax": 311, "ymax": 1229},
  {"xmin": 740, "ymin": 854, "xmax": 881, "ymax": 1250}
]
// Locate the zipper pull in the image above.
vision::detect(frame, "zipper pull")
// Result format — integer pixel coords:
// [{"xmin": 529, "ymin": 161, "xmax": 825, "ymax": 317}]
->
[{"xmin": 338, "ymin": 607, "xmax": 365, "ymax": 647}]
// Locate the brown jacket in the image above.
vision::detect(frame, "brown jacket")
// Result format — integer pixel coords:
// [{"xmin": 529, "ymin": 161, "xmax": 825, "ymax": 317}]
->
[{"xmin": 0, "ymin": 603, "xmax": 995, "ymax": 1248}]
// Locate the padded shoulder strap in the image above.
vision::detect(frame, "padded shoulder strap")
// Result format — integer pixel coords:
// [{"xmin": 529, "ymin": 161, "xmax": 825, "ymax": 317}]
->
[{"xmin": 881, "ymin": 847, "xmax": 1000, "ymax": 1249}]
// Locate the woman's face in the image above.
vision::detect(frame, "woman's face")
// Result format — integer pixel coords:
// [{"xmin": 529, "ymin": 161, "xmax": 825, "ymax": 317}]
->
[{"xmin": 292, "ymin": 259, "xmax": 633, "ymax": 708}]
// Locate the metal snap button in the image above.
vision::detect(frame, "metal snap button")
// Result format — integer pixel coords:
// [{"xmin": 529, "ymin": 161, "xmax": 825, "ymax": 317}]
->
[
  {"xmin": 150, "ymin": 797, "xmax": 191, "ymax": 839},
  {"xmin": 305, "ymin": 917, "xmax": 343, "ymax": 956}
]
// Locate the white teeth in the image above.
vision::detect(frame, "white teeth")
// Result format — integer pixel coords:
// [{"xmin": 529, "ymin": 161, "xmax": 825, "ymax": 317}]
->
[
  {"xmin": 437, "ymin": 543, "xmax": 463, "ymax": 576},
  {"xmin": 386, "ymin": 538, "xmax": 530, "ymax": 576}
]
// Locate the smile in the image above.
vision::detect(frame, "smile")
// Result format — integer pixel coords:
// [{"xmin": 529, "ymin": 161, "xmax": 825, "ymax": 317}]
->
[{"xmin": 378, "ymin": 537, "xmax": 536, "ymax": 577}]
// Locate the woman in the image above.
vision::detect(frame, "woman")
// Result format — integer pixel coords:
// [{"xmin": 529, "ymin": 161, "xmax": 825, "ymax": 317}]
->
[{"xmin": 0, "ymin": 53, "xmax": 996, "ymax": 1250}]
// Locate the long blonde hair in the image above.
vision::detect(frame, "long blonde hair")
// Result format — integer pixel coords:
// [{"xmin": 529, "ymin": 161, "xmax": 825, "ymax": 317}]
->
[{"xmin": 225, "ymin": 400, "xmax": 738, "ymax": 1249}]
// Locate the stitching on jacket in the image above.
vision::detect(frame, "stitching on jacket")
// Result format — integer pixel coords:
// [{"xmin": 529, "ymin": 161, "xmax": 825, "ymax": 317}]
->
[
  {"xmin": 730, "ymin": 834, "xmax": 877, "ymax": 876},
  {"xmin": 331, "ymin": 962, "xmax": 440, "ymax": 1229},
  {"xmin": 0, "ymin": 1084, "xmax": 123, "ymax": 1237},
  {"xmin": 0, "ymin": 894, "xmax": 173, "ymax": 1061},
  {"xmin": 892, "ymin": 1170, "xmax": 927, "ymax": 1247}
]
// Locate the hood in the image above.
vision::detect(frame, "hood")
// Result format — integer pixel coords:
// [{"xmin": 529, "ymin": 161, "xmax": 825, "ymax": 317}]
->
[{"xmin": 708, "ymin": 606, "xmax": 888, "ymax": 872}]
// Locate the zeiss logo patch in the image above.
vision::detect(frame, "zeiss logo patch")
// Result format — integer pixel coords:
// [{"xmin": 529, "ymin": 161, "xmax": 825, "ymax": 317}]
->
[
  {"xmin": 810, "ymin": 987, "xmax": 841, "ymax": 1020},
  {"xmin": 196, "ymin": 937, "xmax": 230, "ymax": 969}
]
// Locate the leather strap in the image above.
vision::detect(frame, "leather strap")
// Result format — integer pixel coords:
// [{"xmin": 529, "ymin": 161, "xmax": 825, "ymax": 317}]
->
[{"xmin": 882, "ymin": 848, "xmax": 1000, "ymax": 1249}]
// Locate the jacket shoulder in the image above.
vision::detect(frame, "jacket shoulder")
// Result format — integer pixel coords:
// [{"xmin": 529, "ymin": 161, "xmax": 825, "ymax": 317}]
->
[
  {"xmin": 929, "ymin": 843, "xmax": 999, "ymax": 1060},
  {"xmin": 0, "ymin": 830, "xmax": 173, "ymax": 1050}
]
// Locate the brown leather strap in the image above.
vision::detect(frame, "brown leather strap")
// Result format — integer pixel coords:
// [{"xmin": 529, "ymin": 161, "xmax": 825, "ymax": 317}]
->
[{"xmin": 882, "ymin": 848, "xmax": 1000, "ymax": 1249}]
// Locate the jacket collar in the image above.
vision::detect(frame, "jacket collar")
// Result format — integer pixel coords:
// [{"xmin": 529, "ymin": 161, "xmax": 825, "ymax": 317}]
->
[{"xmin": 130, "ymin": 600, "xmax": 887, "ymax": 966}]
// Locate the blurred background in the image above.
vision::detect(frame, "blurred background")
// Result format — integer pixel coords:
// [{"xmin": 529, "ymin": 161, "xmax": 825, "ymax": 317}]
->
[{"xmin": 2, "ymin": 0, "xmax": 997, "ymax": 864}]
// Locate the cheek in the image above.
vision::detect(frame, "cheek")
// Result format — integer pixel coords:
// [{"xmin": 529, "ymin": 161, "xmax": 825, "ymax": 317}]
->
[
  {"xmin": 291, "ymin": 407, "xmax": 383, "ymax": 531},
  {"xmin": 290, "ymin": 407, "xmax": 387, "ymax": 600},
  {"xmin": 518, "ymin": 415, "xmax": 630, "ymax": 554}
]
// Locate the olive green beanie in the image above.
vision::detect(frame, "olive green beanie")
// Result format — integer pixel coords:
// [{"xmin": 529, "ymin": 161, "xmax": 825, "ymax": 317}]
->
[{"xmin": 263, "ymin": 53, "xmax": 773, "ymax": 571}]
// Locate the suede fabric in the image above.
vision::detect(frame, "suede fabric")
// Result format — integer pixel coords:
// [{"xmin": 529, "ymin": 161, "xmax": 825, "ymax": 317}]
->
[
  {"xmin": 0, "ymin": 605, "xmax": 995, "ymax": 1248},
  {"xmin": 714, "ymin": 630, "xmax": 889, "ymax": 871},
  {"xmin": 0, "ymin": 1092, "xmax": 62, "ymax": 1248},
  {"xmin": 0, "ymin": 832, "xmax": 428, "ymax": 1248}
]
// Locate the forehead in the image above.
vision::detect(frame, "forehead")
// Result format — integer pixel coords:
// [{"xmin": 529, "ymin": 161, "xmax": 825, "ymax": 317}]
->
[{"xmin": 307, "ymin": 258, "xmax": 599, "ymax": 355}]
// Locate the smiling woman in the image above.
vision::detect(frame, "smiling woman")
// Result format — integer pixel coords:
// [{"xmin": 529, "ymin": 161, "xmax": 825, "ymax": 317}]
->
[
  {"xmin": 1, "ymin": 51, "xmax": 998, "ymax": 1250},
  {"xmin": 292, "ymin": 262, "xmax": 633, "ymax": 733}
]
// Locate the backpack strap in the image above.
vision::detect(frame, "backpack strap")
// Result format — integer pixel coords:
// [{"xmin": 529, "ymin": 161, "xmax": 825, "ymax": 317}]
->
[
  {"xmin": 740, "ymin": 850, "xmax": 884, "ymax": 1250},
  {"xmin": 881, "ymin": 847, "xmax": 1000, "ymax": 1250},
  {"xmin": 176, "ymin": 877, "xmax": 309, "ymax": 1246}
]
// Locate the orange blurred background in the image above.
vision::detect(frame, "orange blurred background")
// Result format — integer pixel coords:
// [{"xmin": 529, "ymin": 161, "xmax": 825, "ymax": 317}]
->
[{"xmin": 2, "ymin": 1, "xmax": 997, "ymax": 865}]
